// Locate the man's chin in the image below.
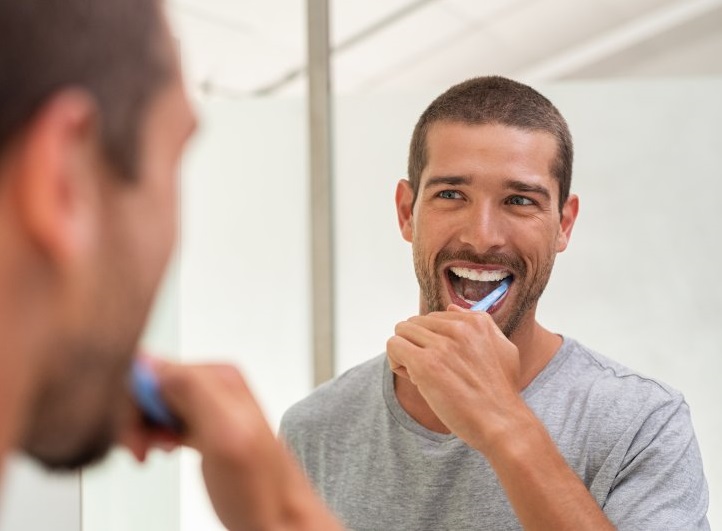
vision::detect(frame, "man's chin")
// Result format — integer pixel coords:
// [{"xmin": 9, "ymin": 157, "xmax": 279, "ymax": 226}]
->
[{"xmin": 26, "ymin": 434, "xmax": 114, "ymax": 472}]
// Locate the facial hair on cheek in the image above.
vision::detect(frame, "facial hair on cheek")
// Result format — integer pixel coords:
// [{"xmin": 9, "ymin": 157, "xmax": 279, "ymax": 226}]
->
[
  {"xmin": 21, "ymin": 346, "xmax": 124, "ymax": 471},
  {"xmin": 413, "ymin": 244, "xmax": 445, "ymax": 314},
  {"xmin": 28, "ymin": 253, "xmax": 148, "ymax": 471},
  {"xmin": 500, "ymin": 254, "xmax": 556, "ymax": 338},
  {"xmin": 34, "ymin": 421, "xmax": 115, "ymax": 471}
]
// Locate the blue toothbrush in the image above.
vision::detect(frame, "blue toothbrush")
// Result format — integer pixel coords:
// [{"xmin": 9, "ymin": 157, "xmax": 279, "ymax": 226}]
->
[
  {"xmin": 470, "ymin": 277, "xmax": 512, "ymax": 312},
  {"xmin": 130, "ymin": 360, "xmax": 182, "ymax": 432}
]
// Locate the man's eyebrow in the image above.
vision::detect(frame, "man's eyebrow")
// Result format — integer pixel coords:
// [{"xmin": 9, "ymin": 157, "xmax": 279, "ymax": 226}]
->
[
  {"xmin": 504, "ymin": 179, "xmax": 552, "ymax": 201},
  {"xmin": 424, "ymin": 176, "xmax": 471, "ymax": 188}
]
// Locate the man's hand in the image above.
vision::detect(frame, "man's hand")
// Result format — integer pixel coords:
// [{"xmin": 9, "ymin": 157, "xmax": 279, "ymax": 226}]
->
[
  {"xmin": 387, "ymin": 304, "xmax": 525, "ymax": 452},
  {"xmin": 387, "ymin": 306, "xmax": 614, "ymax": 530},
  {"xmin": 122, "ymin": 361, "xmax": 342, "ymax": 531}
]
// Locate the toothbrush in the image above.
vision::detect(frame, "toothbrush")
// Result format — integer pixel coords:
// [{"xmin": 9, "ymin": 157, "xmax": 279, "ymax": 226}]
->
[
  {"xmin": 470, "ymin": 277, "xmax": 512, "ymax": 312},
  {"xmin": 130, "ymin": 359, "xmax": 182, "ymax": 432}
]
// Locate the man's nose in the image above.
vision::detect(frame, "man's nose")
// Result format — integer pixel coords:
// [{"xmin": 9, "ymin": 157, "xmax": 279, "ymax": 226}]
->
[{"xmin": 457, "ymin": 202, "xmax": 506, "ymax": 253}]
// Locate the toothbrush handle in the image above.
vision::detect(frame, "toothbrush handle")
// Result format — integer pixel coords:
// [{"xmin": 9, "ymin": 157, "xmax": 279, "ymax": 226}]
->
[
  {"xmin": 130, "ymin": 360, "xmax": 182, "ymax": 432},
  {"xmin": 470, "ymin": 277, "xmax": 512, "ymax": 312}
]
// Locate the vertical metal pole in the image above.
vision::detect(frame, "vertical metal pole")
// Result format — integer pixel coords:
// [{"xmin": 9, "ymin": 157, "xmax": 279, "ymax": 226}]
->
[{"xmin": 307, "ymin": 0, "xmax": 335, "ymax": 386}]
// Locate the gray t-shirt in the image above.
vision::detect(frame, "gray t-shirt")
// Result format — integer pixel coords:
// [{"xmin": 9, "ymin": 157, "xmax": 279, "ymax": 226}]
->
[{"xmin": 280, "ymin": 337, "xmax": 709, "ymax": 530}]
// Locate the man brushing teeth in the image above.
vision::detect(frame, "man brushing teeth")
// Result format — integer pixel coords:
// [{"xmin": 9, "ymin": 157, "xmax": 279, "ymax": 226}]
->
[{"xmin": 281, "ymin": 77, "xmax": 709, "ymax": 530}]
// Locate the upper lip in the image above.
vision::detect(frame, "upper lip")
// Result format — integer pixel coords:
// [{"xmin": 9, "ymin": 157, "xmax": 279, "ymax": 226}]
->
[{"xmin": 443, "ymin": 261, "xmax": 513, "ymax": 275}]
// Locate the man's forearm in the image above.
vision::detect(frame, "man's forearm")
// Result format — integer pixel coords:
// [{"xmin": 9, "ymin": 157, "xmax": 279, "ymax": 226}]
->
[
  {"xmin": 281, "ymin": 462, "xmax": 345, "ymax": 531},
  {"xmin": 480, "ymin": 405, "xmax": 614, "ymax": 531}
]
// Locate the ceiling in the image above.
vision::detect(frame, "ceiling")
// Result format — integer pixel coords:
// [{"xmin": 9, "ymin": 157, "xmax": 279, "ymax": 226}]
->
[{"xmin": 167, "ymin": 0, "xmax": 722, "ymax": 97}]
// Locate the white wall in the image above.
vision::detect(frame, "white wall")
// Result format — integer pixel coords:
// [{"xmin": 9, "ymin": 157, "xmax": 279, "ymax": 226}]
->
[
  {"xmin": 0, "ymin": 458, "xmax": 80, "ymax": 531},
  {"xmin": 333, "ymin": 78, "xmax": 722, "ymax": 527},
  {"xmin": 177, "ymin": 97, "xmax": 312, "ymax": 530}
]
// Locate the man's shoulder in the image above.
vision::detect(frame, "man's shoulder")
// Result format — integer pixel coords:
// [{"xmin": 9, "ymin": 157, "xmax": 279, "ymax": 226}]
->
[
  {"xmin": 534, "ymin": 338, "xmax": 699, "ymax": 488},
  {"xmin": 281, "ymin": 353, "xmax": 386, "ymax": 433},
  {"xmin": 551, "ymin": 337, "xmax": 686, "ymax": 419}
]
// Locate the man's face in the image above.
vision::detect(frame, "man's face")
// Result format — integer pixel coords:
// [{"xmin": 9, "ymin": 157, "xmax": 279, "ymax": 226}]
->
[
  {"xmin": 396, "ymin": 121, "xmax": 577, "ymax": 338},
  {"xmin": 22, "ymin": 44, "xmax": 197, "ymax": 469}
]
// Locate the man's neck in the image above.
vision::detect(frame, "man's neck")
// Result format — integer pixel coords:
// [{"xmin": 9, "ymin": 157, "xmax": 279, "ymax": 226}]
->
[{"xmin": 393, "ymin": 317, "xmax": 563, "ymax": 435}]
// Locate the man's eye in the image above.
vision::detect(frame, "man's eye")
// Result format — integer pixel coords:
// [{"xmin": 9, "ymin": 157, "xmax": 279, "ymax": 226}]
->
[
  {"xmin": 438, "ymin": 190, "xmax": 462, "ymax": 200},
  {"xmin": 507, "ymin": 195, "xmax": 533, "ymax": 206}
]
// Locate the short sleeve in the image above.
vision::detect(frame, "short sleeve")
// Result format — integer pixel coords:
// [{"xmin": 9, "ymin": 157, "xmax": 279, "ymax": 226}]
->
[{"xmin": 603, "ymin": 396, "xmax": 709, "ymax": 530}]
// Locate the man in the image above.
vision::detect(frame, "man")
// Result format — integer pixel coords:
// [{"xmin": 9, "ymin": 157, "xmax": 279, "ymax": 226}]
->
[
  {"xmin": 0, "ymin": 1, "xmax": 340, "ymax": 529},
  {"xmin": 281, "ymin": 76, "xmax": 710, "ymax": 529}
]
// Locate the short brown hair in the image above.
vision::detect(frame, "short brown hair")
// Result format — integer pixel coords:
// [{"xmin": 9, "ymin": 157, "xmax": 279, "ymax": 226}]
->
[
  {"xmin": 408, "ymin": 76, "xmax": 573, "ymax": 211},
  {"xmin": 0, "ymin": 0, "xmax": 171, "ymax": 178}
]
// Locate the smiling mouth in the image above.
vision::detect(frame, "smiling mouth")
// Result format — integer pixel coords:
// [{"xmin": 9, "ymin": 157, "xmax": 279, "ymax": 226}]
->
[{"xmin": 447, "ymin": 267, "xmax": 513, "ymax": 306}]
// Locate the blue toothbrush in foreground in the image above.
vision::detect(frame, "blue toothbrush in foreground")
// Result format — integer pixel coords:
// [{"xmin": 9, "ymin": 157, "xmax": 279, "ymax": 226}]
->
[
  {"xmin": 470, "ymin": 276, "xmax": 512, "ymax": 312},
  {"xmin": 130, "ymin": 360, "xmax": 182, "ymax": 433}
]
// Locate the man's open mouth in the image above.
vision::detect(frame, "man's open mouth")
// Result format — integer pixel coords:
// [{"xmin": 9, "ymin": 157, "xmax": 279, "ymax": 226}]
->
[{"xmin": 446, "ymin": 266, "xmax": 513, "ymax": 308}]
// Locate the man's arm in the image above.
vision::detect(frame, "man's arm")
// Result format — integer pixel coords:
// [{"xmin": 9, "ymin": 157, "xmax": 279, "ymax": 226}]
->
[{"xmin": 387, "ymin": 308, "xmax": 614, "ymax": 530}]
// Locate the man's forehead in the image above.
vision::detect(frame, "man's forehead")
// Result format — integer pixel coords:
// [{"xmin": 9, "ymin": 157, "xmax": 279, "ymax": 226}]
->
[
  {"xmin": 419, "ymin": 121, "xmax": 561, "ymax": 198},
  {"xmin": 426, "ymin": 121, "xmax": 557, "ymax": 148},
  {"xmin": 426, "ymin": 121, "xmax": 555, "ymax": 164}
]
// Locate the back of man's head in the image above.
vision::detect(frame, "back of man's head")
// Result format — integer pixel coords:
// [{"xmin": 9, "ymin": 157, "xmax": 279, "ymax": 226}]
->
[
  {"xmin": 408, "ymin": 76, "xmax": 573, "ymax": 211},
  {"xmin": 0, "ymin": 0, "xmax": 170, "ymax": 179}
]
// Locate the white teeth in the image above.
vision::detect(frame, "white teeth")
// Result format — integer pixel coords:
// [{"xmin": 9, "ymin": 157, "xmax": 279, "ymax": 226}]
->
[{"xmin": 450, "ymin": 267, "xmax": 510, "ymax": 282}]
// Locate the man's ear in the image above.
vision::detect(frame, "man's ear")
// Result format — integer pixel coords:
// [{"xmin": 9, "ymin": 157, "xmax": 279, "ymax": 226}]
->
[
  {"xmin": 556, "ymin": 193, "xmax": 579, "ymax": 253},
  {"xmin": 395, "ymin": 179, "xmax": 414, "ymax": 243},
  {"xmin": 14, "ymin": 89, "xmax": 101, "ymax": 266}
]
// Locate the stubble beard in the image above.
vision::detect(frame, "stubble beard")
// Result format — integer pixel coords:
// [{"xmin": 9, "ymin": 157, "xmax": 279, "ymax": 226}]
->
[
  {"xmin": 23, "ymin": 248, "xmax": 149, "ymax": 471},
  {"xmin": 21, "ymin": 342, "xmax": 124, "ymax": 471},
  {"xmin": 413, "ymin": 244, "xmax": 556, "ymax": 338}
]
